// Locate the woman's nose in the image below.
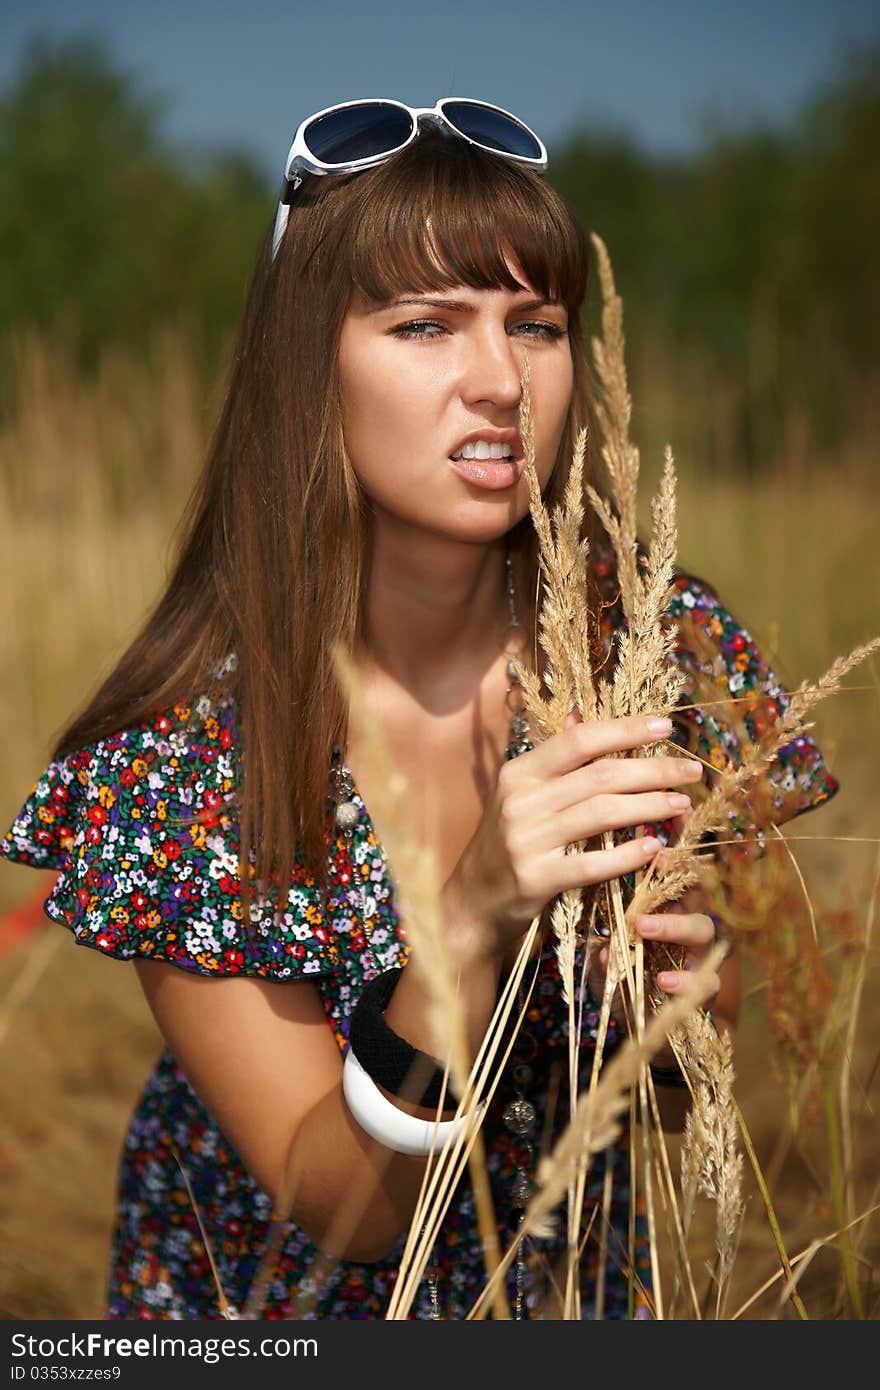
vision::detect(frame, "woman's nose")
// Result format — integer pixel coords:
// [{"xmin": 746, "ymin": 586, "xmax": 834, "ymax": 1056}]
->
[{"xmin": 459, "ymin": 326, "xmax": 523, "ymax": 410}]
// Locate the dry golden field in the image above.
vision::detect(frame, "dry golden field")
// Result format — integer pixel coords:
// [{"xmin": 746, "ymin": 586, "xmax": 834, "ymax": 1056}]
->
[{"xmin": 1, "ymin": 335, "xmax": 878, "ymax": 1319}]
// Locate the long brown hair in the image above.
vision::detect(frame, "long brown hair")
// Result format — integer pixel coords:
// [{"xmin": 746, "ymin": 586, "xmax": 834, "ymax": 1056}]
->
[{"xmin": 52, "ymin": 125, "xmax": 605, "ymax": 927}]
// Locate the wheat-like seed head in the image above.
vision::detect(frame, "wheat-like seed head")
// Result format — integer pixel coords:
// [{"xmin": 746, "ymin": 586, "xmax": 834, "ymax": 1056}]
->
[{"xmin": 677, "ymin": 1010, "xmax": 744, "ymax": 1299}]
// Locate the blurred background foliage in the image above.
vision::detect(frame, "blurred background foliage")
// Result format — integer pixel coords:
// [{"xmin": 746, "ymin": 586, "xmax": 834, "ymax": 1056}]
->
[
  {"xmin": 1, "ymin": 33, "xmax": 878, "ymax": 471},
  {"xmin": 0, "ymin": 35, "xmax": 269, "ymax": 385}
]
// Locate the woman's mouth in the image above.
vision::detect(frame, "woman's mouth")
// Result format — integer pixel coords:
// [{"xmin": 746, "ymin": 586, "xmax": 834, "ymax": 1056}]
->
[
  {"xmin": 450, "ymin": 440, "xmax": 515, "ymax": 463},
  {"xmin": 447, "ymin": 452, "xmax": 525, "ymax": 491}
]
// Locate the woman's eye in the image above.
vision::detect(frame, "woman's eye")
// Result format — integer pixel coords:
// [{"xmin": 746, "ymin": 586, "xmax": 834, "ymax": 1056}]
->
[
  {"xmin": 517, "ymin": 321, "xmax": 566, "ymax": 341},
  {"xmin": 390, "ymin": 320, "xmax": 445, "ymax": 340}
]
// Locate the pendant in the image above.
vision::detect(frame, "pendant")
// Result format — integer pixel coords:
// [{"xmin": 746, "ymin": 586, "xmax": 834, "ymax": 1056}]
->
[
  {"xmin": 334, "ymin": 800, "xmax": 359, "ymax": 833},
  {"xmin": 502, "ymin": 1098, "xmax": 537, "ymax": 1136}
]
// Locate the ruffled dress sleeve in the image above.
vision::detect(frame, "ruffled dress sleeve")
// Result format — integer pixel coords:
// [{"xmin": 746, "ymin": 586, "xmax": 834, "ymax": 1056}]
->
[
  {"xmin": 0, "ymin": 687, "xmax": 340, "ymax": 980},
  {"xmin": 664, "ymin": 572, "xmax": 839, "ymax": 837}
]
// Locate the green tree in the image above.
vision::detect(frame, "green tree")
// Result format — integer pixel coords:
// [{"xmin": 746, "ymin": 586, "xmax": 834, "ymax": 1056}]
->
[{"xmin": 0, "ymin": 33, "xmax": 271, "ymax": 376}]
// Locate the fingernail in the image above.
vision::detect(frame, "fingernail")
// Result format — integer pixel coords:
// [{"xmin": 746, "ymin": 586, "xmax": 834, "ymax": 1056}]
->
[
  {"xmin": 656, "ymin": 972, "xmax": 679, "ymax": 991},
  {"xmin": 642, "ymin": 837, "xmax": 661, "ymax": 857},
  {"xmin": 668, "ymin": 793, "xmax": 691, "ymax": 810},
  {"xmin": 637, "ymin": 919, "xmax": 661, "ymax": 936},
  {"xmin": 682, "ymin": 761, "xmax": 703, "ymax": 780},
  {"xmin": 646, "ymin": 717, "xmax": 672, "ymax": 735}
]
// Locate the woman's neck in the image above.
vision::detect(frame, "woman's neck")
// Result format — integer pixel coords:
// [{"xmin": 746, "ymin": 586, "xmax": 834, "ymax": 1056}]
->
[{"xmin": 358, "ymin": 530, "xmax": 519, "ymax": 702}]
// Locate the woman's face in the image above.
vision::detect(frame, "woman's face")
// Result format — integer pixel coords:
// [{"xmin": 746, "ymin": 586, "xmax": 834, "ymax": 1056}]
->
[{"xmin": 338, "ymin": 251, "xmax": 574, "ymax": 546}]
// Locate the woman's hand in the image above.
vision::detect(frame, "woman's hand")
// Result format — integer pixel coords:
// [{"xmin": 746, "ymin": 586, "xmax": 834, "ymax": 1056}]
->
[{"xmin": 445, "ymin": 712, "xmax": 704, "ymax": 961}]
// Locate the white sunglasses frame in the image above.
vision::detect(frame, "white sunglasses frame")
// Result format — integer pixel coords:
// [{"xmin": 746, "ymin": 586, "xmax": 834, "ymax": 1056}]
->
[{"xmin": 270, "ymin": 97, "xmax": 549, "ymax": 261}]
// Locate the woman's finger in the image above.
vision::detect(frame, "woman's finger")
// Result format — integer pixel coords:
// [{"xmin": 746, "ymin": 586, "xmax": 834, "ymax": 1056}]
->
[
  {"xmin": 530, "ymin": 791, "xmax": 691, "ymax": 851},
  {"xmin": 523, "ymin": 714, "xmax": 691, "ymax": 780},
  {"xmin": 634, "ymin": 912, "xmax": 715, "ymax": 949},
  {"xmin": 655, "ymin": 968, "xmax": 721, "ymax": 1000},
  {"xmin": 554, "ymin": 835, "xmax": 664, "ymax": 892},
  {"xmin": 547, "ymin": 755, "xmax": 703, "ymax": 813}
]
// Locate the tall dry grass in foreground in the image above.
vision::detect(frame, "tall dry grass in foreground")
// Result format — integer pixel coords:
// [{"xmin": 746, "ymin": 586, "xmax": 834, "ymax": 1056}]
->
[
  {"xmin": 328, "ymin": 235, "xmax": 880, "ymax": 1319},
  {"xmin": 1, "ymin": 289, "xmax": 879, "ymax": 1317}
]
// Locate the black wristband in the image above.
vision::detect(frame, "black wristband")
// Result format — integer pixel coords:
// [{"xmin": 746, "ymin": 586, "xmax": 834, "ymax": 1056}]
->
[
  {"xmin": 649, "ymin": 1061, "xmax": 690, "ymax": 1090},
  {"xmin": 349, "ymin": 969, "xmax": 453, "ymax": 1111}
]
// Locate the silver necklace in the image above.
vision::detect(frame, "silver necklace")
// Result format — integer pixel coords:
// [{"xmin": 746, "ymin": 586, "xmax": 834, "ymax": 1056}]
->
[{"xmin": 331, "ymin": 548, "xmax": 536, "ymax": 1318}]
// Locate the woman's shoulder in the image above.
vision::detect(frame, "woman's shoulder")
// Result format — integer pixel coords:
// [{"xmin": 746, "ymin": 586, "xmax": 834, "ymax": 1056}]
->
[
  {"xmin": 0, "ymin": 657, "xmax": 338, "ymax": 980},
  {"xmin": 1, "ymin": 663, "xmax": 242, "ymax": 874},
  {"xmin": 665, "ymin": 570, "xmax": 839, "ymax": 828}
]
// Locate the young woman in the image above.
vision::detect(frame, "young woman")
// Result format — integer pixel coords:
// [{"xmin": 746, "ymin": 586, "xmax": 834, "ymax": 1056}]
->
[{"xmin": 1, "ymin": 100, "xmax": 837, "ymax": 1320}]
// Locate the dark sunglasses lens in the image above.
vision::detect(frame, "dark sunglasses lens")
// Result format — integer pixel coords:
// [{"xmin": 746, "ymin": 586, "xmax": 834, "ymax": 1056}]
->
[
  {"xmin": 303, "ymin": 104, "xmax": 414, "ymax": 165},
  {"xmin": 442, "ymin": 102, "xmax": 542, "ymax": 159}
]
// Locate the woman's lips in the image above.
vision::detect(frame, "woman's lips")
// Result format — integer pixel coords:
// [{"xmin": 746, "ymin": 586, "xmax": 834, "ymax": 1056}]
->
[{"xmin": 447, "ymin": 454, "xmax": 525, "ymax": 490}]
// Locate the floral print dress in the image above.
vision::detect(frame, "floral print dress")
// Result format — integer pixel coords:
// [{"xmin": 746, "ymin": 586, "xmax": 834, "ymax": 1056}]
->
[{"xmin": 1, "ymin": 572, "xmax": 838, "ymax": 1320}]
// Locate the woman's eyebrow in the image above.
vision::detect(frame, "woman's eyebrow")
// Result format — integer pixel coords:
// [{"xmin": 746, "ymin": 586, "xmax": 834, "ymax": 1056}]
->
[{"xmin": 369, "ymin": 294, "xmax": 562, "ymax": 315}]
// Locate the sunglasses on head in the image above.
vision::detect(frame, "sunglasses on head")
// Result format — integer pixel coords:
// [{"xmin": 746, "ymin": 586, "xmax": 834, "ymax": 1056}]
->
[{"xmin": 271, "ymin": 97, "xmax": 548, "ymax": 261}]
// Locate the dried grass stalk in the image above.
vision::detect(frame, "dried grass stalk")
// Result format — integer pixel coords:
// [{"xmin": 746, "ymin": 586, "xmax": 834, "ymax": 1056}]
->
[
  {"xmin": 466, "ymin": 947, "xmax": 726, "ymax": 1320},
  {"xmin": 678, "ymin": 1010, "xmax": 744, "ymax": 1316}
]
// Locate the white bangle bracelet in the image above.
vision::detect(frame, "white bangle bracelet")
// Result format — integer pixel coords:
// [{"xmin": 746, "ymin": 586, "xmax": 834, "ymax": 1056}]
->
[{"xmin": 342, "ymin": 1049, "xmax": 481, "ymax": 1156}]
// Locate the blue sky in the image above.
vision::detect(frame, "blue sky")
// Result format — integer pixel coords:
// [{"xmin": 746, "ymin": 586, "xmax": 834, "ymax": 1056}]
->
[{"xmin": 2, "ymin": 0, "xmax": 878, "ymax": 177}]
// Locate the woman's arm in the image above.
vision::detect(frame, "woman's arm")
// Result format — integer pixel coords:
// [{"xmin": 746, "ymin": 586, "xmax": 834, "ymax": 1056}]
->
[
  {"xmin": 134, "ymin": 900, "xmax": 502, "ymax": 1264},
  {"xmin": 135, "ymin": 960, "xmax": 407, "ymax": 1261}
]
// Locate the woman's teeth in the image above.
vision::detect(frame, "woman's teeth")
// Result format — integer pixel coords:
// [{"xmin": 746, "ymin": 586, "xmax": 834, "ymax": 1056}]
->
[{"xmin": 450, "ymin": 441, "xmax": 513, "ymax": 461}]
